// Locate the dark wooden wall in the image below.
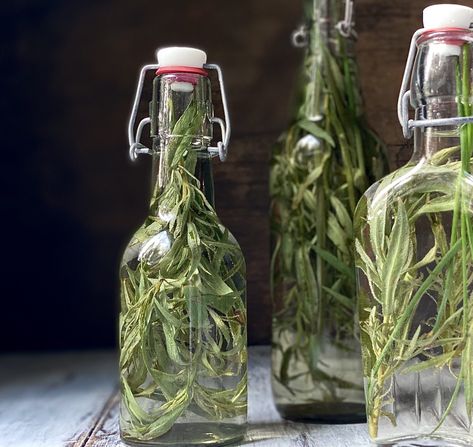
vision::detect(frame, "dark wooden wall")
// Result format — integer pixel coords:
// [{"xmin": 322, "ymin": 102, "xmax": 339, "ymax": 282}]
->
[{"xmin": 2, "ymin": 0, "xmax": 470, "ymax": 351}]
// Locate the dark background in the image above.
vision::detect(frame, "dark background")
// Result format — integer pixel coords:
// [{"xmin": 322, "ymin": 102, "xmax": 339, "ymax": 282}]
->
[{"xmin": 2, "ymin": 0, "xmax": 470, "ymax": 352}]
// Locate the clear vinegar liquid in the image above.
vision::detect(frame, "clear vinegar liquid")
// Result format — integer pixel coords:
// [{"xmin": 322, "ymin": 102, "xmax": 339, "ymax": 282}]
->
[
  {"xmin": 120, "ymin": 241, "xmax": 247, "ymax": 446},
  {"xmin": 372, "ymin": 359, "xmax": 472, "ymax": 446},
  {"xmin": 271, "ymin": 327, "xmax": 366, "ymax": 422},
  {"xmin": 120, "ymin": 353, "xmax": 247, "ymax": 446},
  {"xmin": 121, "ymin": 417, "xmax": 246, "ymax": 447}
]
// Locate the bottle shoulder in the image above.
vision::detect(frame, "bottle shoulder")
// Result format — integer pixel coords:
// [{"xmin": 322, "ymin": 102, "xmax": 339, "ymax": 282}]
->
[
  {"xmin": 121, "ymin": 216, "xmax": 245, "ymax": 272},
  {"xmin": 362, "ymin": 161, "xmax": 469, "ymax": 200},
  {"xmin": 355, "ymin": 160, "xmax": 473, "ymax": 225}
]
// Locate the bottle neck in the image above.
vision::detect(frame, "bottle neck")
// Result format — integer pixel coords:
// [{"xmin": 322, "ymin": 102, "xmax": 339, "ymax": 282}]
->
[
  {"xmin": 305, "ymin": 0, "xmax": 349, "ymax": 52},
  {"xmin": 410, "ymin": 30, "xmax": 473, "ymax": 164},
  {"xmin": 148, "ymin": 71, "xmax": 215, "ymax": 213},
  {"xmin": 150, "ymin": 152, "xmax": 215, "ymax": 212},
  {"xmin": 411, "ymin": 102, "xmax": 461, "ymax": 162},
  {"xmin": 301, "ymin": 0, "xmax": 356, "ymax": 121}
]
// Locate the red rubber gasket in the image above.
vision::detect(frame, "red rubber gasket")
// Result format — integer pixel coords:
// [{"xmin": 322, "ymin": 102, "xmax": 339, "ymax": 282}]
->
[
  {"xmin": 156, "ymin": 66, "xmax": 208, "ymax": 76},
  {"xmin": 417, "ymin": 27, "xmax": 473, "ymax": 46}
]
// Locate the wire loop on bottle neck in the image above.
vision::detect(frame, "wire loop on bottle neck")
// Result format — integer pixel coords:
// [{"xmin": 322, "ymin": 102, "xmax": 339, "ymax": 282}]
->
[
  {"xmin": 127, "ymin": 63, "xmax": 231, "ymax": 162},
  {"xmin": 335, "ymin": 0, "xmax": 356, "ymax": 38},
  {"xmin": 292, "ymin": 25, "xmax": 309, "ymax": 48},
  {"xmin": 292, "ymin": 0, "xmax": 357, "ymax": 49}
]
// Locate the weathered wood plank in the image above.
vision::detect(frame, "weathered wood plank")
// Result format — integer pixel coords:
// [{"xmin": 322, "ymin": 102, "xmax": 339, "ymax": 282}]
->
[
  {"xmin": 244, "ymin": 347, "xmax": 369, "ymax": 447},
  {"xmin": 82, "ymin": 393, "xmax": 120, "ymax": 447},
  {"xmin": 85, "ymin": 347, "xmax": 369, "ymax": 446},
  {"xmin": 0, "ymin": 347, "xmax": 368, "ymax": 446},
  {"xmin": 0, "ymin": 351, "xmax": 117, "ymax": 447}
]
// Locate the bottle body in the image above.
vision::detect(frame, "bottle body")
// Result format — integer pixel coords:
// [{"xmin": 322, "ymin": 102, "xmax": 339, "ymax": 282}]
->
[
  {"xmin": 119, "ymin": 71, "xmax": 247, "ymax": 445},
  {"xmin": 356, "ymin": 167, "xmax": 473, "ymax": 446},
  {"xmin": 355, "ymin": 28, "xmax": 473, "ymax": 445},
  {"xmin": 270, "ymin": 0, "xmax": 387, "ymax": 421}
]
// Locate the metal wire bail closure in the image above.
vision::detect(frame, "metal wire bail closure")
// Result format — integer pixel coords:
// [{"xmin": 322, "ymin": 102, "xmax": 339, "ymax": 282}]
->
[
  {"xmin": 127, "ymin": 63, "xmax": 231, "ymax": 162},
  {"xmin": 291, "ymin": 0, "xmax": 357, "ymax": 49},
  {"xmin": 205, "ymin": 63, "xmax": 231, "ymax": 162},
  {"xmin": 335, "ymin": 0, "xmax": 357, "ymax": 39},
  {"xmin": 398, "ymin": 28, "xmax": 473, "ymax": 140},
  {"xmin": 292, "ymin": 24, "xmax": 309, "ymax": 48}
]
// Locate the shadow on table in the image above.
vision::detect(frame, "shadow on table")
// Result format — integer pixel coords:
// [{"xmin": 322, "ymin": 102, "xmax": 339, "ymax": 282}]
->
[{"xmin": 241, "ymin": 421, "xmax": 300, "ymax": 444}]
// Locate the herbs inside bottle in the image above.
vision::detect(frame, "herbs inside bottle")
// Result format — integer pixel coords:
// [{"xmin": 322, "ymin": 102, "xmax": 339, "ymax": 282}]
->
[
  {"xmin": 119, "ymin": 58, "xmax": 247, "ymax": 445},
  {"xmin": 355, "ymin": 22, "xmax": 473, "ymax": 445},
  {"xmin": 270, "ymin": 0, "xmax": 387, "ymax": 421}
]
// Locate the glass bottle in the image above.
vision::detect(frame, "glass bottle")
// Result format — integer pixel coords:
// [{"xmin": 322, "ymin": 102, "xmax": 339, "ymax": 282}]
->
[
  {"xmin": 270, "ymin": 0, "xmax": 387, "ymax": 421},
  {"xmin": 119, "ymin": 47, "xmax": 247, "ymax": 446},
  {"xmin": 355, "ymin": 5, "xmax": 473, "ymax": 445}
]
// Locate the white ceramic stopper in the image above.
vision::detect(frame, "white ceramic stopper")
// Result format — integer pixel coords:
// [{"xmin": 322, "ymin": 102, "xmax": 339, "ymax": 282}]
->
[
  {"xmin": 157, "ymin": 47, "xmax": 207, "ymax": 68},
  {"xmin": 423, "ymin": 4, "xmax": 473, "ymax": 30}
]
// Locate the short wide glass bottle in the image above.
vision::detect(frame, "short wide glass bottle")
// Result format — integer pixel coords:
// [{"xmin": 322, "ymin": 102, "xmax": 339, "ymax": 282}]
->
[
  {"xmin": 119, "ymin": 52, "xmax": 247, "ymax": 446},
  {"xmin": 355, "ymin": 15, "xmax": 473, "ymax": 446}
]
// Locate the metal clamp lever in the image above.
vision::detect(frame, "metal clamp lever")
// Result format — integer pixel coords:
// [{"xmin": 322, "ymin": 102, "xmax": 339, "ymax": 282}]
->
[
  {"xmin": 127, "ymin": 63, "xmax": 231, "ymax": 162},
  {"xmin": 128, "ymin": 64, "xmax": 159, "ymax": 161},
  {"xmin": 410, "ymin": 115, "xmax": 473, "ymax": 129},
  {"xmin": 204, "ymin": 63, "xmax": 231, "ymax": 162}
]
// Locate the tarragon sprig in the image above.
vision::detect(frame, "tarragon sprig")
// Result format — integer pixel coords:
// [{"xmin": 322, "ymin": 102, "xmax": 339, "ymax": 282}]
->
[
  {"xmin": 271, "ymin": 0, "xmax": 387, "ymax": 403},
  {"xmin": 356, "ymin": 44, "xmax": 473, "ymax": 439},
  {"xmin": 120, "ymin": 97, "xmax": 247, "ymax": 441}
]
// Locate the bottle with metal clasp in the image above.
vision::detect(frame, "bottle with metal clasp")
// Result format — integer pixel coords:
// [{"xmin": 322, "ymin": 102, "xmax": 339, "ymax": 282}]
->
[
  {"xmin": 270, "ymin": 0, "xmax": 387, "ymax": 422},
  {"xmin": 355, "ymin": 5, "xmax": 473, "ymax": 445},
  {"xmin": 119, "ymin": 47, "xmax": 247, "ymax": 446}
]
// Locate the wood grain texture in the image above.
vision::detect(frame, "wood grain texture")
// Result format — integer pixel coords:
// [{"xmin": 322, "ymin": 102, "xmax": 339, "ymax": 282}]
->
[
  {"xmin": 0, "ymin": 351, "xmax": 117, "ymax": 447},
  {"xmin": 0, "ymin": 347, "xmax": 368, "ymax": 446}
]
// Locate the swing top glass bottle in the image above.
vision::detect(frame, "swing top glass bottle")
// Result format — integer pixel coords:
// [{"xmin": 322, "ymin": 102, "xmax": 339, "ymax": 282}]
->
[
  {"xmin": 119, "ymin": 48, "xmax": 247, "ymax": 446},
  {"xmin": 355, "ymin": 5, "xmax": 473, "ymax": 446},
  {"xmin": 270, "ymin": 0, "xmax": 387, "ymax": 423}
]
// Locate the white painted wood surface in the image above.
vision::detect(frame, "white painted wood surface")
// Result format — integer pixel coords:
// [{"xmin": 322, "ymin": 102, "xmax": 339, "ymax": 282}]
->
[
  {"xmin": 0, "ymin": 351, "xmax": 117, "ymax": 447},
  {"xmin": 0, "ymin": 347, "xmax": 369, "ymax": 447}
]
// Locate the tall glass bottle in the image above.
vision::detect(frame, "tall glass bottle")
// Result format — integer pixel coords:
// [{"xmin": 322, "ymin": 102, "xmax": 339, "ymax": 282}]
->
[
  {"xmin": 270, "ymin": 0, "xmax": 387, "ymax": 421},
  {"xmin": 355, "ymin": 5, "xmax": 473, "ymax": 445},
  {"xmin": 119, "ymin": 48, "xmax": 247, "ymax": 446}
]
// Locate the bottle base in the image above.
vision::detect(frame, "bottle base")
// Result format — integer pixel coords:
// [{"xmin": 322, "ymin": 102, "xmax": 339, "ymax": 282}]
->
[
  {"xmin": 121, "ymin": 422, "xmax": 246, "ymax": 446},
  {"xmin": 276, "ymin": 402, "xmax": 366, "ymax": 423},
  {"xmin": 374, "ymin": 433, "xmax": 473, "ymax": 447}
]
